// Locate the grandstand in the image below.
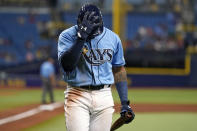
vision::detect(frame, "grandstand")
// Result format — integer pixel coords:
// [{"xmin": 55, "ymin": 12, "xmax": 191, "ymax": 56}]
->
[{"xmin": 0, "ymin": 0, "xmax": 197, "ymax": 86}]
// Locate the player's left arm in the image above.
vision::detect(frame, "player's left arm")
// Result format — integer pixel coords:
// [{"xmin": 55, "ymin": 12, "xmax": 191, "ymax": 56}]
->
[
  {"xmin": 112, "ymin": 34, "xmax": 135, "ymax": 123},
  {"xmin": 112, "ymin": 66, "xmax": 135, "ymax": 123}
]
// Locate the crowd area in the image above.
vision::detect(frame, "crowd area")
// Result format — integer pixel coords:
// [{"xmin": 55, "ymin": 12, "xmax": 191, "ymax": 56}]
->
[
  {"xmin": 125, "ymin": 13, "xmax": 185, "ymax": 52},
  {"xmin": 0, "ymin": 11, "xmax": 57, "ymax": 66},
  {"xmin": 0, "ymin": 0, "xmax": 197, "ymax": 67}
]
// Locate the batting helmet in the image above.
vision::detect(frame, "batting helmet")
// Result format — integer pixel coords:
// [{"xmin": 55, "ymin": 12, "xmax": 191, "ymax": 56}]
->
[{"xmin": 77, "ymin": 3, "xmax": 103, "ymax": 37}]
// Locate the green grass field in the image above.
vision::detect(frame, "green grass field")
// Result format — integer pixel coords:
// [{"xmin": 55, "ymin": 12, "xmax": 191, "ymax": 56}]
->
[
  {"xmin": 0, "ymin": 88, "xmax": 64, "ymax": 111},
  {"xmin": 1, "ymin": 88, "xmax": 197, "ymax": 131},
  {"xmin": 22, "ymin": 112, "xmax": 197, "ymax": 131},
  {"xmin": 112, "ymin": 88, "xmax": 197, "ymax": 104},
  {"xmin": 1, "ymin": 88, "xmax": 197, "ymax": 111}
]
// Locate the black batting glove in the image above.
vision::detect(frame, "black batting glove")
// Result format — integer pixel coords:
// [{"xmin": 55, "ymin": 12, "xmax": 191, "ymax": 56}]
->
[
  {"xmin": 77, "ymin": 11, "xmax": 100, "ymax": 40},
  {"xmin": 120, "ymin": 100, "xmax": 135, "ymax": 124}
]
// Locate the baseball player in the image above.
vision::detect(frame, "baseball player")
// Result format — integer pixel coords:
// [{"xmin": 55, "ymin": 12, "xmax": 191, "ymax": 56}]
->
[
  {"xmin": 58, "ymin": 4, "xmax": 135, "ymax": 131},
  {"xmin": 40, "ymin": 57, "xmax": 55, "ymax": 104}
]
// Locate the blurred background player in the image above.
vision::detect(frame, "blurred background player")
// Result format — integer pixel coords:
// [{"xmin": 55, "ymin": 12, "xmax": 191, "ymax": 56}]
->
[
  {"xmin": 40, "ymin": 57, "xmax": 56, "ymax": 104},
  {"xmin": 58, "ymin": 4, "xmax": 135, "ymax": 131}
]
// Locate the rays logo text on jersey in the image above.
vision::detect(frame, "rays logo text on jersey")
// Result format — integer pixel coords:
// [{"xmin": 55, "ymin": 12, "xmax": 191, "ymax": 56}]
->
[{"xmin": 82, "ymin": 45, "xmax": 113, "ymax": 66}]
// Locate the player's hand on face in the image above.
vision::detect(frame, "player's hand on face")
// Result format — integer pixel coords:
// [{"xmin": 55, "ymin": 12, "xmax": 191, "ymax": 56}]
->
[
  {"xmin": 77, "ymin": 11, "xmax": 101, "ymax": 40},
  {"xmin": 120, "ymin": 100, "xmax": 135, "ymax": 124}
]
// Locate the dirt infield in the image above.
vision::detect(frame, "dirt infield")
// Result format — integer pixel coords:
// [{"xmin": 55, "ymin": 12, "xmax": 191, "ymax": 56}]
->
[
  {"xmin": 0, "ymin": 103, "xmax": 197, "ymax": 131},
  {"xmin": 0, "ymin": 103, "xmax": 64, "ymax": 131},
  {"xmin": 0, "ymin": 104, "xmax": 40, "ymax": 118},
  {"xmin": 114, "ymin": 103, "xmax": 197, "ymax": 113}
]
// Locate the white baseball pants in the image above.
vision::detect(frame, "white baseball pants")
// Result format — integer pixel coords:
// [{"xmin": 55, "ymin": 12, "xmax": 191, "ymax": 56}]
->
[{"xmin": 64, "ymin": 86, "xmax": 114, "ymax": 131}]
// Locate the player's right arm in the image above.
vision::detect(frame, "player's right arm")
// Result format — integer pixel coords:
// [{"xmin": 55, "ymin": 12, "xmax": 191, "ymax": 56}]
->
[
  {"xmin": 58, "ymin": 12, "xmax": 100, "ymax": 72},
  {"xmin": 58, "ymin": 34, "xmax": 85, "ymax": 72}
]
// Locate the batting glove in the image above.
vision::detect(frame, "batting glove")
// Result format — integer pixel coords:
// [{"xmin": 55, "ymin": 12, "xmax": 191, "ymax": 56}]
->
[
  {"xmin": 77, "ymin": 11, "xmax": 100, "ymax": 40},
  {"xmin": 120, "ymin": 100, "xmax": 135, "ymax": 124}
]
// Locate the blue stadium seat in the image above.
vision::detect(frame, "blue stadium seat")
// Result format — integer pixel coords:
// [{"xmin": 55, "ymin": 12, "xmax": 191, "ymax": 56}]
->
[
  {"xmin": 0, "ymin": 12, "xmax": 53, "ymax": 66},
  {"xmin": 0, "ymin": 11, "xmax": 177, "ymax": 66},
  {"xmin": 127, "ymin": 13, "xmax": 167, "ymax": 39}
]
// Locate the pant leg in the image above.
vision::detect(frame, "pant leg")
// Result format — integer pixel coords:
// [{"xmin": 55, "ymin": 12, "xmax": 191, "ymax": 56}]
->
[
  {"xmin": 65, "ymin": 106, "xmax": 90, "ymax": 131},
  {"xmin": 48, "ymin": 82, "xmax": 54, "ymax": 103},
  {"xmin": 89, "ymin": 107, "xmax": 114, "ymax": 131},
  {"xmin": 89, "ymin": 88, "xmax": 115, "ymax": 131},
  {"xmin": 64, "ymin": 87, "xmax": 92, "ymax": 131},
  {"xmin": 42, "ymin": 78, "xmax": 48, "ymax": 104}
]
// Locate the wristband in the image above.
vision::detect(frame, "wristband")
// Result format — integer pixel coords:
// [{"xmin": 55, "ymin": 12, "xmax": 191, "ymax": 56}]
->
[{"xmin": 115, "ymin": 81, "xmax": 128, "ymax": 105}]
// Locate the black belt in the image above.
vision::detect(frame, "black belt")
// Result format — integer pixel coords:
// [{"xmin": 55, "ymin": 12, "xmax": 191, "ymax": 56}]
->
[{"xmin": 78, "ymin": 84, "xmax": 111, "ymax": 90}]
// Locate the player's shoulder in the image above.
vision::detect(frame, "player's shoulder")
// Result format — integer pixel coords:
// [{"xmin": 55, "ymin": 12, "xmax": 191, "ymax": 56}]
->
[
  {"xmin": 104, "ymin": 27, "xmax": 121, "ymax": 41},
  {"xmin": 104, "ymin": 27, "xmax": 121, "ymax": 42},
  {"xmin": 59, "ymin": 25, "xmax": 77, "ymax": 40}
]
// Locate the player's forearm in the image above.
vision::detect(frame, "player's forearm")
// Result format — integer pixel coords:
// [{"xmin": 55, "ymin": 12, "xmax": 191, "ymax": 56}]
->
[
  {"xmin": 113, "ymin": 66, "xmax": 128, "ymax": 104},
  {"xmin": 113, "ymin": 66, "xmax": 127, "ymax": 83},
  {"xmin": 60, "ymin": 38, "xmax": 85, "ymax": 72}
]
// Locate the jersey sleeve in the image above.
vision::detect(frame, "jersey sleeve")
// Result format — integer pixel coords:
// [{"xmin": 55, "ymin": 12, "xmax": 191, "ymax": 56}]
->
[
  {"xmin": 112, "ymin": 37, "xmax": 125, "ymax": 66},
  {"xmin": 58, "ymin": 31, "xmax": 75, "ymax": 61}
]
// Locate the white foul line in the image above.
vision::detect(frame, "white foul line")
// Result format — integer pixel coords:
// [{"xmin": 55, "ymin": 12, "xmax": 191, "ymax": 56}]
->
[{"xmin": 0, "ymin": 102, "xmax": 63, "ymax": 125}]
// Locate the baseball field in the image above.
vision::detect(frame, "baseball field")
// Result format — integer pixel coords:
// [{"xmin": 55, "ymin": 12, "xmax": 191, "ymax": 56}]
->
[{"xmin": 0, "ymin": 87, "xmax": 197, "ymax": 131}]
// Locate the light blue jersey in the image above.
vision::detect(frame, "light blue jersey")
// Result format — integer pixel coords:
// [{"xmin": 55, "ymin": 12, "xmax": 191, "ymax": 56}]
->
[
  {"xmin": 40, "ymin": 61, "xmax": 55, "ymax": 78},
  {"xmin": 58, "ymin": 25, "xmax": 125, "ymax": 86}
]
